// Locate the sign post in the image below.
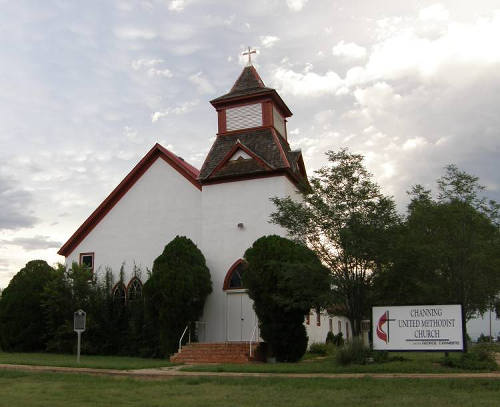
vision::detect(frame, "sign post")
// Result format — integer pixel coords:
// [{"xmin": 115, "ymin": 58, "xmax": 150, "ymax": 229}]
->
[
  {"xmin": 372, "ymin": 304, "xmax": 464, "ymax": 352},
  {"xmin": 73, "ymin": 309, "xmax": 86, "ymax": 363}
]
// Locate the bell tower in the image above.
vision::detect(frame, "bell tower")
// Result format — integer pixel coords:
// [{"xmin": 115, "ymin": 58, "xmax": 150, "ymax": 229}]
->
[{"xmin": 199, "ymin": 57, "xmax": 307, "ymax": 186}]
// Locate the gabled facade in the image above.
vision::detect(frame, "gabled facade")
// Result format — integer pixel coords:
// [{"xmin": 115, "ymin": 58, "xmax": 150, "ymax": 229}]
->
[{"xmin": 59, "ymin": 64, "xmax": 311, "ymax": 344}]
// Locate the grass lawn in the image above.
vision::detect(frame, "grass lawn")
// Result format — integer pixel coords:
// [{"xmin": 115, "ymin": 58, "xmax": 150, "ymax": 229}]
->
[
  {"xmin": 181, "ymin": 351, "xmax": 494, "ymax": 374},
  {"xmin": 0, "ymin": 351, "xmax": 173, "ymax": 370},
  {"xmin": 0, "ymin": 369, "xmax": 499, "ymax": 407}
]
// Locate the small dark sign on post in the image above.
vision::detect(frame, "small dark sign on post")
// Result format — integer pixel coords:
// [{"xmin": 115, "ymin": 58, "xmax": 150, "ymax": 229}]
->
[{"xmin": 74, "ymin": 309, "xmax": 86, "ymax": 363}]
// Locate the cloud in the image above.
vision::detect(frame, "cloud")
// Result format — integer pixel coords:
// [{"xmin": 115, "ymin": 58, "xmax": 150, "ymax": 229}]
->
[
  {"xmin": 131, "ymin": 59, "xmax": 173, "ymax": 77},
  {"xmin": 168, "ymin": 0, "xmax": 186, "ymax": 11},
  {"xmin": 332, "ymin": 40, "xmax": 367, "ymax": 60},
  {"xmin": 0, "ymin": 177, "xmax": 37, "ymax": 230},
  {"xmin": 260, "ymin": 35, "xmax": 279, "ymax": 48},
  {"xmin": 419, "ymin": 3, "xmax": 449, "ymax": 22},
  {"xmin": 271, "ymin": 66, "xmax": 343, "ymax": 97},
  {"xmin": 2, "ymin": 235, "xmax": 62, "ymax": 251},
  {"xmin": 188, "ymin": 71, "xmax": 216, "ymax": 94},
  {"xmin": 286, "ymin": 0, "xmax": 308, "ymax": 12},
  {"xmin": 114, "ymin": 27, "xmax": 157, "ymax": 40},
  {"xmin": 152, "ymin": 100, "xmax": 199, "ymax": 122}
]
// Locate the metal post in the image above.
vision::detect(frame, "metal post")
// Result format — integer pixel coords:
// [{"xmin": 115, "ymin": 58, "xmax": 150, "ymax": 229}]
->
[{"xmin": 77, "ymin": 331, "xmax": 81, "ymax": 363}]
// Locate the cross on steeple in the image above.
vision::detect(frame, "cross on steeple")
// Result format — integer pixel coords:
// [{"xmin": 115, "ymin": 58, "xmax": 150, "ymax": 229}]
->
[{"xmin": 242, "ymin": 46, "xmax": 256, "ymax": 66}]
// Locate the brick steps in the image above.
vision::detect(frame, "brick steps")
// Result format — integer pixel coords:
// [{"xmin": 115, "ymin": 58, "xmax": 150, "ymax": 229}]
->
[{"xmin": 170, "ymin": 342, "xmax": 261, "ymax": 364}]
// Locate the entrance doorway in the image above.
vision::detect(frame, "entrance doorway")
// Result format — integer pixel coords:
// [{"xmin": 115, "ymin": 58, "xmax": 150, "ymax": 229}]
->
[{"xmin": 226, "ymin": 291, "xmax": 257, "ymax": 342}]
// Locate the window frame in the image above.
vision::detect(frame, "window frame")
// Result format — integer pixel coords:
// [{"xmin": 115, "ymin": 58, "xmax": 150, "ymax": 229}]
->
[{"xmin": 79, "ymin": 252, "xmax": 95, "ymax": 273}]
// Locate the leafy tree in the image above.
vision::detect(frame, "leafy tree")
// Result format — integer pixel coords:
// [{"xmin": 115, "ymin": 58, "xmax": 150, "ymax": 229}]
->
[
  {"xmin": 143, "ymin": 236, "xmax": 212, "ymax": 357},
  {"xmin": 41, "ymin": 262, "xmax": 94, "ymax": 353},
  {"xmin": 243, "ymin": 235, "xmax": 330, "ymax": 362},
  {"xmin": 0, "ymin": 260, "xmax": 57, "ymax": 351},
  {"xmin": 270, "ymin": 149, "xmax": 400, "ymax": 336},
  {"xmin": 374, "ymin": 165, "xmax": 500, "ymax": 321}
]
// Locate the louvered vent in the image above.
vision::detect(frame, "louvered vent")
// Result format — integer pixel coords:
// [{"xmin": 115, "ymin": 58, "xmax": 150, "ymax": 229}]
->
[
  {"xmin": 273, "ymin": 106, "xmax": 286, "ymax": 137},
  {"xmin": 226, "ymin": 103, "xmax": 262, "ymax": 131}
]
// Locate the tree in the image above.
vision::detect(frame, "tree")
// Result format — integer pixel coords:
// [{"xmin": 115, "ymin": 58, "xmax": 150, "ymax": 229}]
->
[
  {"xmin": 270, "ymin": 149, "xmax": 400, "ymax": 336},
  {"xmin": 41, "ymin": 262, "xmax": 94, "ymax": 353},
  {"xmin": 143, "ymin": 236, "xmax": 212, "ymax": 357},
  {"xmin": 243, "ymin": 235, "xmax": 330, "ymax": 362},
  {"xmin": 0, "ymin": 260, "xmax": 57, "ymax": 351},
  {"xmin": 374, "ymin": 165, "xmax": 500, "ymax": 321}
]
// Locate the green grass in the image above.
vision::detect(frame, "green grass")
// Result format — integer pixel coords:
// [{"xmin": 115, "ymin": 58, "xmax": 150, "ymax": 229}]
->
[
  {"xmin": 0, "ymin": 351, "xmax": 173, "ymax": 370},
  {"xmin": 0, "ymin": 370, "xmax": 499, "ymax": 407},
  {"xmin": 181, "ymin": 351, "xmax": 495, "ymax": 374}
]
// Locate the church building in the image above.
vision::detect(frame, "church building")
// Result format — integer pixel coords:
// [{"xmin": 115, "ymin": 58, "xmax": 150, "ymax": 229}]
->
[{"xmin": 58, "ymin": 60, "xmax": 351, "ymax": 353}]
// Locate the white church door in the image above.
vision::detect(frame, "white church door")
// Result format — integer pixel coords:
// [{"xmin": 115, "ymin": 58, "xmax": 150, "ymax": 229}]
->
[{"xmin": 226, "ymin": 291, "xmax": 257, "ymax": 342}]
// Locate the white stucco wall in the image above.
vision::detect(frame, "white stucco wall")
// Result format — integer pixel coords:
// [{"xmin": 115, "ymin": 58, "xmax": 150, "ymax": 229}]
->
[
  {"xmin": 200, "ymin": 175, "xmax": 301, "ymax": 342},
  {"xmin": 66, "ymin": 157, "xmax": 201, "ymax": 283},
  {"xmin": 305, "ymin": 310, "xmax": 352, "ymax": 345}
]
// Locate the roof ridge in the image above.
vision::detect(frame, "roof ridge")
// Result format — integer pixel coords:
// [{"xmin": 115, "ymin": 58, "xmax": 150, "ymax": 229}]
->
[{"xmin": 58, "ymin": 144, "xmax": 201, "ymax": 257}]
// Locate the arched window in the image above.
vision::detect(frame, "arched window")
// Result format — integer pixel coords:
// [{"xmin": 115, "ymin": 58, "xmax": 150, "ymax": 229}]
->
[
  {"xmin": 127, "ymin": 277, "xmax": 143, "ymax": 301},
  {"xmin": 112, "ymin": 283, "xmax": 126, "ymax": 304},
  {"xmin": 223, "ymin": 259, "xmax": 247, "ymax": 290}
]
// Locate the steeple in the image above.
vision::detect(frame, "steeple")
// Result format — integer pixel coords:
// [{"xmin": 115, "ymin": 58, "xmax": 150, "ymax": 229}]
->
[{"xmin": 199, "ymin": 64, "xmax": 307, "ymax": 187}]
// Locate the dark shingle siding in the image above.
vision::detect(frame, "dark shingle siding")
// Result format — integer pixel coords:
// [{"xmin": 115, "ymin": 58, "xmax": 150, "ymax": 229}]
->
[{"xmin": 199, "ymin": 129, "xmax": 304, "ymax": 183}]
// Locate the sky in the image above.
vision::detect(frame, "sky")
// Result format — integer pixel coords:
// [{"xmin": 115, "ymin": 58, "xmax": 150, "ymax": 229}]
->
[{"xmin": 1, "ymin": 0, "xmax": 499, "ymax": 288}]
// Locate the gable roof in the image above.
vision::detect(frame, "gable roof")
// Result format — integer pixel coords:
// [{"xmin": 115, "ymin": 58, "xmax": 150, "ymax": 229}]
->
[
  {"xmin": 198, "ymin": 128, "xmax": 308, "ymax": 186},
  {"xmin": 58, "ymin": 143, "xmax": 200, "ymax": 257}
]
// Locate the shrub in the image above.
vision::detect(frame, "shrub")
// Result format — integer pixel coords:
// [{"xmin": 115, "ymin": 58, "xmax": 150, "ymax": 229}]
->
[
  {"xmin": 144, "ymin": 236, "xmax": 212, "ymax": 357},
  {"xmin": 442, "ymin": 344, "xmax": 497, "ymax": 370},
  {"xmin": 308, "ymin": 342, "xmax": 329, "ymax": 356},
  {"xmin": 326, "ymin": 331, "xmax": 344, "ymax": 347},
  {"xmin": 243, "ymin": 235, "xmax": 330, "ymax": 362},
  {"xmin": 0, "ymin": 260, "xmax": 57, "ymax": 351},
  {"xmin": 477, "ymin": 333, "xmax": 493, "ymax": 343},
  {"xmin": 335, "ymin": 338, "xmax": 371, "ymax": 365}
]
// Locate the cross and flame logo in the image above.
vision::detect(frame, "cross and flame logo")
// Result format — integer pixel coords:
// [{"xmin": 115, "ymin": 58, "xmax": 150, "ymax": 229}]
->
[{"xmin": 376, "ymin": 310, "xmax": 395, "ymax": 343}]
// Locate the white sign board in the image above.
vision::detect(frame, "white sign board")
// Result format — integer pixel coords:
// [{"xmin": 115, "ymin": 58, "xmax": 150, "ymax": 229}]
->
[{"xmin": 372, "ymin": 305, "xmax": 464, "ymax": 351}]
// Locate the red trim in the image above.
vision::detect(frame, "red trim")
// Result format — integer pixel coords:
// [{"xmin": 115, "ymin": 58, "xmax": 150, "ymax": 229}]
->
[
  {"xmin": 217, "ymin": 124, "xmax": 272, "ymax": 137},
  {"xmin": 206, "ymin": 142, "xmax": 274, "ymax": 179},
  {"xmin": 218, "ymin": 109, "xmax": 227, "ymax": 133},
  {"xmin": 262, "ymin": 101, "xmax": 272, "ymax": 127},
  {"xmin": 306, "ymin": 313, "xmax": 310, "ymax": 325},
  {"xmin": 211, "ymin": 91, "xmax": 292, "ymax": 118},
  {"xmin": 201, "ymin": 169, "xmax": 301, "ymax": 188},
  {"xmin": 126, "ymin": 276, "xmax": 143, "ymax": 293},
  {"xmin": 112, "ymin": 282, "xmax": 127, "ymax": 302},
  {"xmin": 270, "ymin": 128, "xmax": 290, "ymax": 168},
  {"xmin": 223, "ymin": 259, "xmax": 246, "ymax": 290},
  {"xmin": 58, "ymin": 144, "xmax": 201, "ymax": 257},
  {"xmin": 79, "ymin": 252, "xmax": 94, "ymax": 273}
]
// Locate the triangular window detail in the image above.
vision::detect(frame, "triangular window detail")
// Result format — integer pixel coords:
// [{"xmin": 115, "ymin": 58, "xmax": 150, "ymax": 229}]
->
[{"xmin": 229, "ymin": 149, "xmax": 252, "ymax": 161}]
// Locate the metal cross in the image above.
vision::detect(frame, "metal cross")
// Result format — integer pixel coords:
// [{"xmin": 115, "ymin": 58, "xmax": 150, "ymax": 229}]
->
[{"xmin": 242, "ymin": 46, "xmax": 256, "ymax": 66}]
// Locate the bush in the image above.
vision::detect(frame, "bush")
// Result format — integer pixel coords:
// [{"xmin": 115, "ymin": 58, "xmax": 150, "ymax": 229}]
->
[
  {"xmin": 308, "ymin": 342, "xmax": 329, "ymax": 356},
  {"xmin": 477, "ymin": 333, "xmax": 494, "ymax": 343},
  {"xmin": 442, "ymin": 344, "xmax": 497, "ymax": 370},
  {"xmin": 243, "ymin": 235, "xmax": 330, "ymax": 362},
  {"xmin": 144, "ymin": 236, "xmax": 212, "ymax": 357},
  {"xmin": 335, "ymin": 338, "xmax": 371, "ymax": 365},
  {"xmin": 0, "ymin": 260, "xmax": 57, "ymax": 351}
]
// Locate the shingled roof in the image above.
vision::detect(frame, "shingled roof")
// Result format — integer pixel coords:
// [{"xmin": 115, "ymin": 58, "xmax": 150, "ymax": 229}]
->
[
  {"xmin": 210, "ymin": 66, "xmax": 292, "ymax": 117},
  {"xmin": 198, "ymin": 128, "xmax": 307, "ymax": 185},
  {"xmin": 210, "ymin": 66, "xmax": 274, "ymax": 103}
]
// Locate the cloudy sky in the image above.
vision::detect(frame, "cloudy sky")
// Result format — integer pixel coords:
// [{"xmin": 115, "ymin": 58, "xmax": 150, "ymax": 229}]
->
[{"xmin": 1, "ymin": 0, "xmax": 499, "ymax": 287}]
